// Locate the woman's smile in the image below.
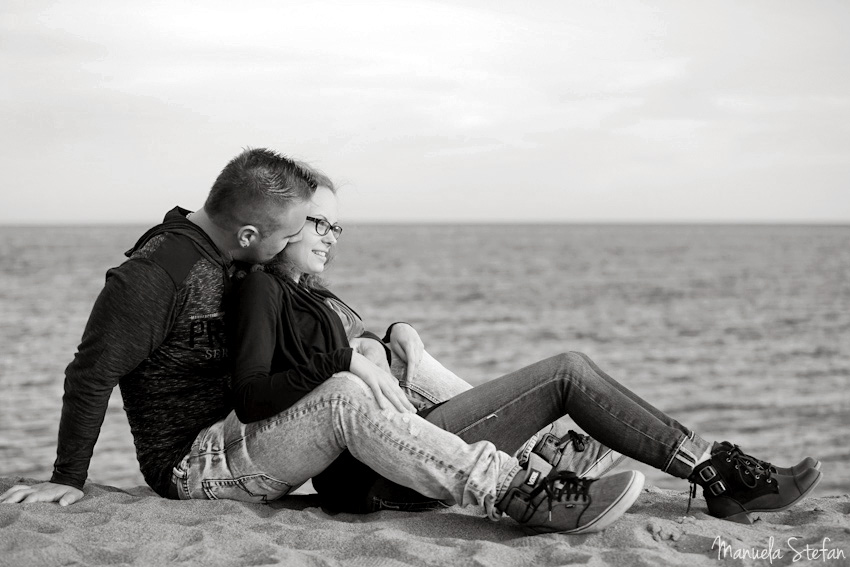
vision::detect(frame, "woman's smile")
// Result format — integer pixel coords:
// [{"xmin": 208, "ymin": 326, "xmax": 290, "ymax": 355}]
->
[{"xmin": 280, "ymin": 186, "xmax": 340, "ymax": 278}]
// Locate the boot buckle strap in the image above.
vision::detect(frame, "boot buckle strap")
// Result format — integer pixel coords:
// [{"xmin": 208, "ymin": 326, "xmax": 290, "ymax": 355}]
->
[
  {"xmin": 709, "ymin": 480, "xmax": 727, "ymax": 496},
  {"xmin": 698, "ymin": 465, "xmax": 718, "ymax": 482}
]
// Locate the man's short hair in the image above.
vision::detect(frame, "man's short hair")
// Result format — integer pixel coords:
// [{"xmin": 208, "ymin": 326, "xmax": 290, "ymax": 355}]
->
[
  {"xmin": 205, "ymin": 148, "xmax": 320, "ymax": 234},
  {"xmin": 293, "ymin": 160, "xmax": 335, "ymax": 193}
]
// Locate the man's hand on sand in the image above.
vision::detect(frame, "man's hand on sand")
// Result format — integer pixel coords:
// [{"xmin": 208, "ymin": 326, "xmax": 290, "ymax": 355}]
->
[{"xmin": 0, "ymin": 482, "xmax": 83, "ymax": 506}]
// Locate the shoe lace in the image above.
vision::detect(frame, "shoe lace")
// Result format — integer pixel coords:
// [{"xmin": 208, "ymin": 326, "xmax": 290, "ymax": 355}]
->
[
  {"xmin": 724, "ymin": 444, "xmax": 774, "ymax": 489},
  {"xmin": 528, "ymin": 471, "xmax": 592, "ymax": 522},
  {"xmin": 687, "ymin": 483, "xmax": 696, "ymax": 514},
  {"xmin": 556, "ymin": 430, "xmax": 587, "ymax": 453},
  {"xmin": 739, "ymin": 453, "xmax": 777, "ymax": 474}
]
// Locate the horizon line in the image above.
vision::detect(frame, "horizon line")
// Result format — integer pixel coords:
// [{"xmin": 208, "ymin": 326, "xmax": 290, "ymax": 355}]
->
[{"xmin": 2, "ymin": 219, "xmax": 849, "ymax": 227}]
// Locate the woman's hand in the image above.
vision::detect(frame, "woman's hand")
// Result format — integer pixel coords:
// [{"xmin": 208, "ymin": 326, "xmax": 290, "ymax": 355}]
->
[
  {"xmin": 0, "ymin": 482, "xmax": 84, "ymax": 506},
  {"xmin": 347, "ymin": 352, "xmax": 415, "ymax": 413},
  {"xmin": 350, "ymin": 337, "xmax": 391, "ymax": 375},
  {"xmin": 388, "ymin": 323, "xmax": 424, "ymax": 382}
]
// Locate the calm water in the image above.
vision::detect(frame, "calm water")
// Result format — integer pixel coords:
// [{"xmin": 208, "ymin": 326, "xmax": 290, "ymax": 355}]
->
[{"xmin": 1, "ymin": 224, "xmax": 848, "ymax": 496}]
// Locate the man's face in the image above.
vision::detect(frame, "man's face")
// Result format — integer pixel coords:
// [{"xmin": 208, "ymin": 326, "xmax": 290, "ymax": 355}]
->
[{"xmin": 244, "ymin": 200, "xmax": 310, "ymax": 264}]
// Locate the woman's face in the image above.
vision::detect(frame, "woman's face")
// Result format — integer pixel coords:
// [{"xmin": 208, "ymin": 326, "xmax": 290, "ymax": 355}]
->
[{"xmin": 282, "ymin": 186, "xmax": 340, "ymax": 276}]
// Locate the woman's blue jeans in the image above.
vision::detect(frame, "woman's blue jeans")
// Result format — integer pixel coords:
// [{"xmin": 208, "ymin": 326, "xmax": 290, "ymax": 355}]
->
[{"xmin": 424, "ymin": 352, "xmax": 709, "ymax": 477}]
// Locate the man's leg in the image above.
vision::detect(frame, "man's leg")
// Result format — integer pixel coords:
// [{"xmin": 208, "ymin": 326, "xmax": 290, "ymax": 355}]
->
[
  {"xmin": 175, "ymin": 375, "xmax": 518, "ymax": 518},
  {"xmin": 173, "ymin": 372, "xmax": 644, "ymax": 533},
  {"xmin": 313, "ymin": 351, "xmax": 476, "ymax": 515}
]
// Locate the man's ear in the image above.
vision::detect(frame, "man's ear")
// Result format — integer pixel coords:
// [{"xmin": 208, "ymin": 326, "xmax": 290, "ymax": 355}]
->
[{"xmin": 236, "ymin": 225, "xmax": 260, "ymax": 248}]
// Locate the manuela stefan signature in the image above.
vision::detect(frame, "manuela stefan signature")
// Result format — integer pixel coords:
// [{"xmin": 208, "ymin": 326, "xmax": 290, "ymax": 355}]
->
[{"xmin": 712, "ymin": 536, "xmax": 846, "ymax": 562}]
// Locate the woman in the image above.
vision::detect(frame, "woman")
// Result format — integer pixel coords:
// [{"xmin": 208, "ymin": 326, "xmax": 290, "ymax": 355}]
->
[{"xmin": 225, "ymin": 182, "xmax": 823, "ymax": 530}]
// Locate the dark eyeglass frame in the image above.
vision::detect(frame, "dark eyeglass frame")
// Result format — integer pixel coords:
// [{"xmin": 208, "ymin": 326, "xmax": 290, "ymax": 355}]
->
[{"xmin": 305, "ymin": 216, "xmax": 343, "ymax": 238}]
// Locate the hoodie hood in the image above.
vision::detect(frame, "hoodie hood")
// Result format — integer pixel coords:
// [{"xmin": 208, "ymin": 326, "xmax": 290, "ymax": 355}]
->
[{"xmin": 126, "ymin": 206, "xmax": 228, "ymax": 267}]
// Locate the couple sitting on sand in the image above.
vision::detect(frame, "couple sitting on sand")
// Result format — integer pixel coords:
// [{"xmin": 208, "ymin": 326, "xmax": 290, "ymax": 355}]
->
[{"xmin": 0, "ymin": 148, "xmax": 823, "ymax": 534}]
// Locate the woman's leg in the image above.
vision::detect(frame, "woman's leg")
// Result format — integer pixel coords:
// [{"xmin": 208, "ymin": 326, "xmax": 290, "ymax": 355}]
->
[
  {"xmin": 423, "ymin": 351, "xmax": 709, "ymax": 478},
  {"xmin": 394, "ymin": 350, "xmax": 472, "ymax": 411},
  {"xmin": 398, "ymin": 350, "xmax": 623, "ymax": 478},
  {"xmin": 422, "ymin": 351, "xmax": 822, "ymax": 523},
  {"xmin": 574, "ymin": 352, "xmax": 692, "ymax": 436}
]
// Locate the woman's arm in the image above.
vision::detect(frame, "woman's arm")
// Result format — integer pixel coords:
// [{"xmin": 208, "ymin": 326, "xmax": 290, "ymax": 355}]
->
[{"xmin": 350, "ymin": 336, "xmax": 392, "ymax": 374}]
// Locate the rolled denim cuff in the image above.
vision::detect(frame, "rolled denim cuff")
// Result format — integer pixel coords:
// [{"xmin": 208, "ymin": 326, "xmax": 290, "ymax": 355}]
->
[
  {"xmin": 664, "ymin": 432, "xmax": 712, "ymax": 479},
  {"xmin": 490, "ymin": 460, "xmax": 523, "ymax": 520}
]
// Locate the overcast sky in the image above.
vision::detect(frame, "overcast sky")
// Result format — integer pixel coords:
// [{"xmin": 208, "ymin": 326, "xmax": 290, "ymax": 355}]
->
[{"xmin": 2, "ymin": 0, "xmax": 848, "ymax": 224}]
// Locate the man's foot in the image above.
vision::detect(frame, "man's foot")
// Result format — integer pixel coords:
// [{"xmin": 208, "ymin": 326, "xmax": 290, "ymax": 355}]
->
[
  {"xmin": 688, "ymin": 442, "xmax": 823, "ymax": 524},
  {"xmin": 498, "ymin": 454, "xmax": 645, "ymax": 535},
  {"xmin": 520, "ymin": 429, "xmax": 626, "ymax": 479}
]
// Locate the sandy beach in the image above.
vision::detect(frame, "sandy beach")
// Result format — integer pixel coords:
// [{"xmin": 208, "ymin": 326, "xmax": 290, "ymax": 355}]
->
[
  {"xmin": 3, "ymin": 225, "xmax": 848, "ymax": 566},
  {"xmin": 1, "ymin": 476, "xmax": 847, "ymax": 567}
]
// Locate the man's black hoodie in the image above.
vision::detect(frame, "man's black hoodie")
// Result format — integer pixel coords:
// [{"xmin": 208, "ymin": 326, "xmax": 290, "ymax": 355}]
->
[{"xmin": 51, "ymin": 207, "xmax": 234, "ymax": 497}]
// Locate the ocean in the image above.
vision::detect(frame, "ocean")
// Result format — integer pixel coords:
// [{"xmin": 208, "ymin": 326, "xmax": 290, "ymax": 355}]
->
[{"xmin": 1, "ymin": 223, "xmax": 848, "ymax": 496}]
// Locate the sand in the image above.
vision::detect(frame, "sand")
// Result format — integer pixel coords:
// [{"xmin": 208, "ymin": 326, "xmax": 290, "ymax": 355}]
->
[{"xmin": 1, "ymin": 477, "xmax": 848, "ymax": 567}]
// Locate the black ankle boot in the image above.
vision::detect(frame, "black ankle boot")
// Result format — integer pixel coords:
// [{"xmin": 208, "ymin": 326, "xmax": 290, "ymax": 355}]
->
[
  {"xmin": 710, "ymin": 441, "xmax": 821, "ymax": 476},
  {"xmin": 688, "ymin": 442, "xmax": 822, "ymax": 524}
]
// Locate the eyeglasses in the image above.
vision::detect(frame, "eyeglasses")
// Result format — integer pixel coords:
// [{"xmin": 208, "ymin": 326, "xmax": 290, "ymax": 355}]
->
[{"xmin": 305, "ymin": 216, "xmax": 343, "ymax": 238}]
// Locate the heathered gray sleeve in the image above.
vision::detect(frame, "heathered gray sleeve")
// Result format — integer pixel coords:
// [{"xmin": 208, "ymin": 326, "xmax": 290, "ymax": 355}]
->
[{"xmin": 51, "ymin": 259, "xmax": 176, "ymax": 490}]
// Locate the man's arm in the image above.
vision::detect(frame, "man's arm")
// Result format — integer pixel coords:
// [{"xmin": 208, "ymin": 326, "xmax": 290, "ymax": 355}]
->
[
  {"xmin": 0, "ymin": 260, "xmax": 176, "ymax": 505},
  {"xmin": 383, "ymin": 323, "xmax": 425, "ymax": 382}
]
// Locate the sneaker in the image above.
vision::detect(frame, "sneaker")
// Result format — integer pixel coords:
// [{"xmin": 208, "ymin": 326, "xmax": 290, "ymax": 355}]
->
[
  {"xmin": 518, "ymin": 429, "xmax": 626, "ymax": 479},
  {"xmin": 537, "ymin": 429, "xmax": 627, "ymax": 479},
  {"xmin": 688, "ymin": 442, "xmax": 823, "ymax": 524},
  {"xmin": 497, "ymin": 454, "xmax": 645, "ymax": 535}
]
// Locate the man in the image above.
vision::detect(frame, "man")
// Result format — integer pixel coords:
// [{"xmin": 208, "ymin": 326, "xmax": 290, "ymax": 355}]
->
[{"xmin": 0, "ymin": 148, "xmax": 321, "ymax": 504}]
